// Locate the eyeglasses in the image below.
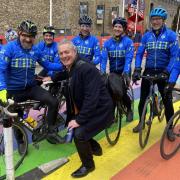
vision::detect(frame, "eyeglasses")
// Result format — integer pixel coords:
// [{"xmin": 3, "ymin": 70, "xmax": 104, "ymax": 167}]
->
[
  {"xmin": 80, "ymin": 24, "xmax": 91, "ymax": 28},
  {"xmin": 20, "ymin": 33, "xmax": 35, "ymax": 39}
]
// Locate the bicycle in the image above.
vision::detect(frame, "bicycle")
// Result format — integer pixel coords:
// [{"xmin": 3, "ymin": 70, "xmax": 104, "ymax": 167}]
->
[
  {"xmin": 160, "ymin": 87, "xmax": 180, "ymax": 160},
  {"xmin": 105, "ymin": 80, "xmax": 134, "ymax": 146},
  {"xmin": 0, "ymin": 100, "xmax": 27, "ymax": 180},
  {"xmin": 0, "ymin": 80, "xmax": 68, "ymax": 179},
  {"xmin": 139, "ymin": 74, "xmax": 166, "ymax": 149}
]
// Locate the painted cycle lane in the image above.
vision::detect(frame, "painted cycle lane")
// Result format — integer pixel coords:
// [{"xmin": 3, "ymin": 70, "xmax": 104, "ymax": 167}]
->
[{"xmin": 43, "ymin": 101, "xmax": 179, "ymax": 180}]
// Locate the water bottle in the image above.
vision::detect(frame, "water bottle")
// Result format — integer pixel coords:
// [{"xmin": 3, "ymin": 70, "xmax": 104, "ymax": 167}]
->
[
  {"xmin": 65, "ymin": 128, "xmax": 74, "ymax": 143},
  {"xmin": 23, "ymin": 112, "xmax": 37, "ymax": 128}
]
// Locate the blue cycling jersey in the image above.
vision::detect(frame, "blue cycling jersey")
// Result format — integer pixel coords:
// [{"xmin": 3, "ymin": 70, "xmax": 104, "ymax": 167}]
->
[
  {"xmin": 169, "ymin": 48, "xmax": 180, "ymax": 83},
  {"xmin": 72, "ymin": 34, "xmax": 101, "ymax": 65},
  {"xmin": 36, "ymin": 41, "xmax": 62, "ymax": 76},
  {"xmin": 135, "ymin": 26, "xmax": 179, "ymax": 74},
  {"xmin": 100, "ymin": 35, "xmax": 134, "ymax": 74},
  {"xmin": 0, "ymin": 39, "xmax": 63, "ymax": 90}
]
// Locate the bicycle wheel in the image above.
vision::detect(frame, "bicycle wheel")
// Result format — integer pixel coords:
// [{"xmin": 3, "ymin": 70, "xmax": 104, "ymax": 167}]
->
[
  {"xmin": 0, "ymin": 120, "xmax": 28, "ymax": 180},
  {"xmin": 158, "ymin": 98, "xmax": 165, "ymax": 122},
  {"xmin": 160, "ymin": 110, "xmax": 180, "ymax": 160},
  {"xmin": 105, "ymin": 102, "xmax": 122, "ymax": 145},
  {"xmin": 127, "ymin": 85, "xmax": 134, "ymax": 117},
  {"xmin": 139, "ymin": 98, "xmax": 153, "ymax": 149}
]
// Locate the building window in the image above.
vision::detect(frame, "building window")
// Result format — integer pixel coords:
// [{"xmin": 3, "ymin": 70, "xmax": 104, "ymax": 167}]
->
[
  {"xmin": 96, "ymin": 5, "xmax": 105, "ymax": 25},
  {"xmin": 79, "ymin": 2, "xmax": 88, "ymax": 17}
]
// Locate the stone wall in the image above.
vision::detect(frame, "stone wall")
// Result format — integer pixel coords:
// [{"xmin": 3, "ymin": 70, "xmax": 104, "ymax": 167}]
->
[{"xmin": 0, "ymin": 0, "xmax": 178, "ymax": 41}]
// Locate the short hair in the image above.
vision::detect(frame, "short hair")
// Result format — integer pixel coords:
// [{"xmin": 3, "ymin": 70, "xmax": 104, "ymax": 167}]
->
[{"xmin": 58, "ymin": 39, "xmax": 77, "ymax": 53}]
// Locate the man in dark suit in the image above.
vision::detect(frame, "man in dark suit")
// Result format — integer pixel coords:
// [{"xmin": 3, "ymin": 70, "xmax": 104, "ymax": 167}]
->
[{"xmin": 53, "ymin": 39, "xmax": 114, "ymax": 178}]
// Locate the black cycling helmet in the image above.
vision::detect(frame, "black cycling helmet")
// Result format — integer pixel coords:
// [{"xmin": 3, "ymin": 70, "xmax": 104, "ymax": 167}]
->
[
  {"xmin": 43, "ymin": 25, "xmax": 56, "ymax": 35},
  {"xmin": 18, "ymin": 20, "xmax": 37, "ymax": 36},
  {"xmin": 79, "ymin": 15, "xmax": 92, "ymax": 25},
  {"xmin": 113, "ymin": 17, "xmax": 127, "ymax": 30}
]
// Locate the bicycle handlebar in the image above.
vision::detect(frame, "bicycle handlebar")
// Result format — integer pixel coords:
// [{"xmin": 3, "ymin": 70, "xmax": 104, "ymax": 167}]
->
[
  {"xmin": 0, "ymin": 99, "xmax": 18, "ymax": 117},
  {"xmin": 141, "ymin": 74, "xmax": 168, "ymax": 81}
]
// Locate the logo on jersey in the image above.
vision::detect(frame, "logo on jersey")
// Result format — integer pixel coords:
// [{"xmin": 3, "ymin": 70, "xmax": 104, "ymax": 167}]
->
[
  {"xmin": 29, "ymin": 50, "xmax": 35, "ymax": 56},
  {"xmin": 161, "ymin": 35, "xmax": 165, "ymax": 39},
  {"xmin": 85, "ymin": 40, "xmax": 89, "ymax": 45}
]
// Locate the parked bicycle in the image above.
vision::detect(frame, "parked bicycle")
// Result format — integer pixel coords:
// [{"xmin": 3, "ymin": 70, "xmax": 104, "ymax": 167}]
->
[
  {"xmin": 105, "ymin": 82, "xmax": 134, "ymax": 146},
  {"xmin": 0, "ymin": 80, "xmax": 67, "ymax": 180},
  {"xmin": 139, "ymin": 74, "xmax": 166, "ymax": 149},
  {"xmin": 160, "ymin": 87, "xmax": 180, "ymax": 160}
]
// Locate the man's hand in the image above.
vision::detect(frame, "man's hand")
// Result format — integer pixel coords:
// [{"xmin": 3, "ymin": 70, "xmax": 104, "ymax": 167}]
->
[
  {"xmin": 132, "ymin": 68, "xmax": 141, "ymax": 82},
  {"xmin": 0, "ymin": 89, "xmax": 7, "ymax": 106},
  {"xmin": 42, "ymin": 76, "xmax": 52, "ymax": 82},
  {"xmin": 158, "ymin": 70, "xmax": 169, "ymax": 79},
  {"xmin": 122, "ymin": 72, "xmax": 131, "ymax": 87},
  {"xmin": 68, "ymin": 120, "xmax": 80, "ymax": 130}
]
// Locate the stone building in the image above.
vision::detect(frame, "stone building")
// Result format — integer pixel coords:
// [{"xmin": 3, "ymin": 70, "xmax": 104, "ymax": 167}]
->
[{"xmin": 0, "ymin": 0, "xmax": 179, "ymax": 40}]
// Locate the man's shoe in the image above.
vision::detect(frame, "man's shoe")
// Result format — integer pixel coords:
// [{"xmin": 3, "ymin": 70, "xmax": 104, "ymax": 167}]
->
[
  {"xmin": 126, "ymin": 110, "xmax": 133, "ymax": 122},
  {"xmin": 71, "ymin": 165, "xmax": 95, "ymax": 178},
  {"xmin": 167, "ymin": 128, "xmax": 175, "ymax": 142},
  {"xmin": 17, "ymin": 141, "xmax": 27, "ymax": 155},
  {"xmin": 90, "ymin": 139, "xmax": 102, "ymax": 156},
  {"xmin": 46, "ymin": 132, "xmax": 65, "ymax": 144},
  {"xmin": 132, "ymin": 123, "xmax": 141, "ymax": 133}
]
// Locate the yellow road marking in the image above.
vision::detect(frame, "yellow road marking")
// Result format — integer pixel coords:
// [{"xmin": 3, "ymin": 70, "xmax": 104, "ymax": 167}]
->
[{"xmin": 43, "ymin": 102, "xmax": 179, "ymax": 180}]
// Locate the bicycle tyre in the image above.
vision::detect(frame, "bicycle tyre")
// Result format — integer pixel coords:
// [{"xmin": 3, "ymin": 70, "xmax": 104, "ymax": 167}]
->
[
  {"xmin": 105, "ymin": 102, "xmax": 122, "ymax": 145},
  {"xmin": 158, "ymin": 99, "xmax": 165, "ymax": 122},
  {"xmin": 0, "ymin": 120, "xmax": 28, "ymax": 180},
  {"xmin": 127, "ymin": 85, "xmax": 134, "ymax": 118},
  {"xmin": 160, "ymin": 110, "xmax": 180, "ymax": 160},
  {"xmin": 139, "ymin": 98, "xmax": 153, "ymax": 149}
]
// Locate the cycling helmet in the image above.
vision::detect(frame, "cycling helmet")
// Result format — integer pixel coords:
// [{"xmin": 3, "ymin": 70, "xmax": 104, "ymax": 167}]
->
[
  {"xmin": 113, "ymin": 17, "xmax": 127, "ymax": 30},
  {"xmin": 43, "ymin": 25, "xmax": 56, "ymax": 35},
  {"xmin": 150, "ymin": 7, "xmax": 168, "ymax": 20},
  {"xmin": 5, "ymin": 29, "xmax": 18, "ymax": 42},
  {"xmin": 18, "ymin": 20, "xmax": 37, "ymax": 36},
  {"xmin": 79, "ymin": 15, "xmax": 92, "ymax": 25}
]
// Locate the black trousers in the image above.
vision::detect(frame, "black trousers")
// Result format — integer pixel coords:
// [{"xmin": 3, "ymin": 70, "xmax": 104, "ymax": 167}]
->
[
  {"xmin": 73, "ymin": 126, "xmax": 96, "ymax": 168},
  {"xmin": 8, "ymin": 85, "xmax": 59, "ymax": 127},
  {"xmin": 138, "ymin": 71, "xmax": 174, "ymax": 124}
]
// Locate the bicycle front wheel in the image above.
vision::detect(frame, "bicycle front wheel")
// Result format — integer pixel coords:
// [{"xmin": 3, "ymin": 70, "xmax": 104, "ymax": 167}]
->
[
  {"xmin": 139, "ymin": 98, "xmax": 153, "ymax": 149},
  {"xmin": 0, "ymin": 120, "xmax": 28, "ymax": 180},
  {"xmin": 158, "ymin": 99, "xmax": 165, "ymax": 122},
  {"xmin": 160, "ymin": 110, "xmax": 180, "ymax": 160},
  {"xmin": 105, "ymin": 103, "xmax": 122, "ymax": 145}
]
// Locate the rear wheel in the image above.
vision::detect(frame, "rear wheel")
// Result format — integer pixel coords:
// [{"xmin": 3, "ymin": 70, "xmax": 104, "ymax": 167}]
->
[
  {"xmin": 105, "ymin": 102, "xmax": 122, "ymax": 145},
  {"xmin": 160, "ymin": 110, "xmax": 180, "ymax": 160},
  {"xmin": 0, "ymin": 120, "xmax": 28, "ymax": 180},
  {"xmin": 139, "ymin": 98, "xmax": 153, "ymax": 149}
]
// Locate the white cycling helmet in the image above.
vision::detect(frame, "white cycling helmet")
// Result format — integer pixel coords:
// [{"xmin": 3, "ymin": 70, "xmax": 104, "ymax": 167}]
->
[{"xmin": 5, "ymin": 29, "xmax": 18, "ymax": 42}]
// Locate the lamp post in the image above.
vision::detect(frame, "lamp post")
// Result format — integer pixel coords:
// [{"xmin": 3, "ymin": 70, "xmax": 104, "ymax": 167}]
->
[
  {"xmin": 49, "ymin": 0, "xmax": 52, "ymax": 26},
  {"xmin": 134, "ymin": 0, "xmax": 139, "ymax": 35}
]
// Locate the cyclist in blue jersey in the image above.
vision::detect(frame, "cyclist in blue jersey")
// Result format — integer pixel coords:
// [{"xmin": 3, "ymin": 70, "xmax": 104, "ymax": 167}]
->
[
  {"xmin": 132, "ymin": 7, "xmax": 179, "ymax": 141},
  {"xmin": 101, "ymin": 17, "xmax": 134, "ymax": 122},
  {"xmin": 0, "ymin": 20, "xmax": 64, "ymax": 154},
  {"xmin": 72, "ymin": 15, "xmax": 101, "ymax": 65},
  {"xmin": 166, "ymin": 48, "xmax": 180, "ymax": 92},
  {"xmin": 36, "ymin": 25, "xmax": 62, "ymax": 77},
  {"xmin": 5, "ymin": 29, "xmax": 18, "ymax": 42}
]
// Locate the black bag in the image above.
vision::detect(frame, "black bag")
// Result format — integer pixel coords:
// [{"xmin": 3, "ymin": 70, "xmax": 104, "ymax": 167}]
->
[{"xmin": 107, "ymin": 73, "xmax": 125, "ymax": 101}]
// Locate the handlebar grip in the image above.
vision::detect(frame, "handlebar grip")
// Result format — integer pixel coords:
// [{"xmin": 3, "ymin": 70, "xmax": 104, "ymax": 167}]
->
[{"xmin": 2, "ymin": 99, "xmax": 18, "ymax": 117}]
